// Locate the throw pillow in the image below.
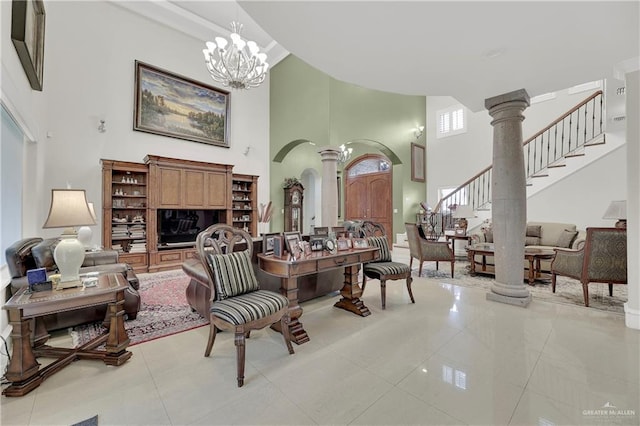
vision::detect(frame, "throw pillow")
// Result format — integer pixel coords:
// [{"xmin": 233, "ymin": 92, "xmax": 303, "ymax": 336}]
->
[
  {"xmin": 526, "ymin": 225, "xmax": 542, "ymax": 238},
  {"xmin": 484, "ymin": 229, "xmax": 494, "ymax": 243},
  {"xmin": 367, "ymin": 236, "xmax": 392, "ymax": 262},
  {"xmin": 556, "ymin": 229, "xmax": 579, "ymax": 248},
  {"xmin": 31, "ymin": 238, "xmax": 59, "ymax": 271},
  {"xmin": 525, "ymin": 236, "xmax": 541, "ymax": 246},
  {"xmin": 206, "ymin": 249, "xmax": 259, "ymax": 300}
]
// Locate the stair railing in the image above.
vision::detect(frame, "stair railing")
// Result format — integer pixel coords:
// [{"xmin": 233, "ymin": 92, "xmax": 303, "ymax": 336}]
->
[{"xmin": 433, "ymin": 90, "xmax": 604, "ymax": 219}]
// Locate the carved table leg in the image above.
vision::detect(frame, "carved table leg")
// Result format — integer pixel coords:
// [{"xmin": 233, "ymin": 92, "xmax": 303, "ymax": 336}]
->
[
  {"xmin": 104, "ymin": 289, "xmax": 132, "ymax": 366},
  {"xmin": 271, "ymin": 277, "xmax": 309, "ymax": 345},
  {"xmin": 2, "ymin": 309, "xmax": 42, "ymax": 397},
  {"xmin": 334, "ymin": 264, "xmax": 371, "ymax": 317}
]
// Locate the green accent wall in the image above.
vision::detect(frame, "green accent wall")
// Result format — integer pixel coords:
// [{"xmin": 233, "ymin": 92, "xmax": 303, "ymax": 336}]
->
[{"xmin": 270, "ymin": 55, "xmax": 426, "ymax": 238}]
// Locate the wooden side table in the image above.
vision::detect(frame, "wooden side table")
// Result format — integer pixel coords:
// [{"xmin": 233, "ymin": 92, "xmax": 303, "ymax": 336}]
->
[
  {"xmin": 2, "ymin": 273, "xmax": 131, "ymax": 397},
  {"xmin": 446, "ymin": 234, "xmax": 473, "ymax": 257}
]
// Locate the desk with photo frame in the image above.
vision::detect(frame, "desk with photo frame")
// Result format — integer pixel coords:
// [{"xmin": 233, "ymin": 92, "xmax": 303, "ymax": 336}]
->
[
  {"xmin": 257, "ymin": 246, "xmax": 380, "ymax": 345},
  {"xmin": 2, "ymin": 273, "xmax": 131, "ymax": 397}
]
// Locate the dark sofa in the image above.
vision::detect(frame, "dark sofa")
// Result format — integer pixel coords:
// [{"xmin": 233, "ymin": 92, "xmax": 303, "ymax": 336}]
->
[{"xmin": 5, "ymin": 237, "xmax": 141, "ymax": 335}]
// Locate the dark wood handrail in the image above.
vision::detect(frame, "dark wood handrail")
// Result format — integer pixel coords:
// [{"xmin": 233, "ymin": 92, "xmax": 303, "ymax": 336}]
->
[{"xmin": 522, "ymin": 90, "xmax": 603, "ymax": 146}]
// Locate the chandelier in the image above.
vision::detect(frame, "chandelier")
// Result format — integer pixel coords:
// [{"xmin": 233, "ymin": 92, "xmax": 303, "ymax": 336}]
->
[
  {"xmin": 338, "ymin": 144, "xmax": 353, "ymax": 164},
  {"xmin": 202, "ymin": 22, "xmax": 269, "ymax": 90}
]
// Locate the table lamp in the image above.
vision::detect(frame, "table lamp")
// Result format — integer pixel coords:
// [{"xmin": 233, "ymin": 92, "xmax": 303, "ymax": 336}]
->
[
  {"xmin": 602, "ymin": 200, "xmax": 626, "ymax": 228},
  {"xmin": 77, "ymin": 202, "xmax": 98, "ymax": 248},
  {"xmin": 452, "ymin": 204, "xmax": 475, "ymax": 234},
  {"xmin": 43, "ymin": 189, "xmax": 96, "ymax": 285}
]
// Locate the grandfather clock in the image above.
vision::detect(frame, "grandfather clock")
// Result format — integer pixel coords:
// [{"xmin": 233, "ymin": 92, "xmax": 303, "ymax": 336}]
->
[{"xmin": 284, "ymin": 183, "xmax": 304, "ymax": 232}]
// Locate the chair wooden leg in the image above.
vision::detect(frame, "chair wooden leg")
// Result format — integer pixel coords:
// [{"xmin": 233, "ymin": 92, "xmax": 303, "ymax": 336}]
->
[
  {"xmin": 582, "ymin": 283, "xmax": 590, "ymax": 307},
  {"xmin": 204, "ymin": 317, "xmax": 217, "ymax": 357},
  {"xmin": 409, "ymin": 257, "xmax": 414, "ymax": 271},
  {"xmin": 436, "ymin": 261, "xmax": 439, "ymax": 270},
  {"xmin": 280, "ymin": 314, "xmax": 294, "ymax": 355},
  {"xmin": 608, "ymin": 283, "xmax": 613, "ymax": 297},
  {"xmin": 406, "ymin": 276, "xmax": 415, "ymax": 304},
  {"xmin": 235, "ymin": 329, "xmax": 246, "ymax": 387},
  {"xmin": 362, "ymin": 274, "xmax": 368, "ymax": 293},
  {"xmin": 551, "ymin": 273, "xmax": 557, "ymax": 293},
  {"xmin": 450, "ymin": 261, "xmax": 454, "ymax": 278},
  {"xmin": 380, "ymin": 279, "xmax": 387, "ymax": 309},
  {"xmin": 419, "ymin": 261, "xmax": 424, "ymax": 276}
]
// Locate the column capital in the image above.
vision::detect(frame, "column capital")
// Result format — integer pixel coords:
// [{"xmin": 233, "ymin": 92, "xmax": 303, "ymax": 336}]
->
[
  {"xmin": 317, "ymin": 146, "xmax": 341, "ymax": 162},
  {"xmin": 484, "ymin": 88, "xmax": 530, "ymax": 111}
]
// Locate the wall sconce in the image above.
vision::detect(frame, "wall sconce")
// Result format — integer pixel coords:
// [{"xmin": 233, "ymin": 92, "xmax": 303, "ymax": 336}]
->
[
  {"xmin": 98, "ymin": 120, "xmax": 106, "ymax": 133},
  {"xmin": 414, "ymin": 125, "xmax": 425, "ymax": 139}
]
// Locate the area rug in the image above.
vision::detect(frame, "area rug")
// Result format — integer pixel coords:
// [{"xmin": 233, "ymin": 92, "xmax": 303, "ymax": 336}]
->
[
  {"xmin": 71, "ymin": 270, "xmax": 208, "ymax": 347},
  {"xmin": 418, "ymin": 262, "xmax": 627, "ymax": 314}
]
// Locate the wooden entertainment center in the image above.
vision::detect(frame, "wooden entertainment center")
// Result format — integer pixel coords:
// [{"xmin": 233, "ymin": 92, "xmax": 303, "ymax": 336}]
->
[{"xmin": 101, "ymin": 155, "xmax": 258, "ymax": 273}]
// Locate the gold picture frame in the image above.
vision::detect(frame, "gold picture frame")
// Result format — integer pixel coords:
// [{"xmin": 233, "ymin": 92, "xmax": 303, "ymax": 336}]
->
[{"xmin": 411, "ymin": 143, "xmax": 426, "ymax": 182}]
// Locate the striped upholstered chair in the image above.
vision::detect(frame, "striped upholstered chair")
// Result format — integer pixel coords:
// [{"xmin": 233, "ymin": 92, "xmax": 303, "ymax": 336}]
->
[
  {"xmin": 362, "ymin": 225, "xmax": 414, "ymax": 309},
  {"xmin": 196, "ymin": 224, "xmax": 294, "ymax": 387}
]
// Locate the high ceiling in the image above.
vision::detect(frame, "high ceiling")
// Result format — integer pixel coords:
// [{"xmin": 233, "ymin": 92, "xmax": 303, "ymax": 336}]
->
[{"xmin": 127, "ymin": 1, "xmax": 639, "ymax": 111}]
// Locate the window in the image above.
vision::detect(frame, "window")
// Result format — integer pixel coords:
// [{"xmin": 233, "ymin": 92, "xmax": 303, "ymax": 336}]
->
[
  {"xmin": 1, "ymin": 105, "xmax": 25, "ymax": 264},
  {"xmin": 437, "ymin": 105, "xmax": 466, "ymax": 138}
]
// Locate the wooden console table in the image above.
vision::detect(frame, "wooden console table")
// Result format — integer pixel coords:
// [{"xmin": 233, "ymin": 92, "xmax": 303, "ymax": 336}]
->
[
  {"xmin": 257, "ymin": 247, "xmax": 380, "ymax": 345},
  {"xmin": 2, "ymin": 273, "xmax": 131, "ymax": 397}
]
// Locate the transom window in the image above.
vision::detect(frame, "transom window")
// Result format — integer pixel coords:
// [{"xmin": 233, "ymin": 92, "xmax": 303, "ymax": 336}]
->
[{"xmin": 347, "ymin": 158, "xmax": 390, "ymax": 177}]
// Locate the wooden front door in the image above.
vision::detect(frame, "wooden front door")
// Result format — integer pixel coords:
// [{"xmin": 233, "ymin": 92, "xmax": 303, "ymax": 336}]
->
[{"xmin": 344, "ymin": 155, "xmax": 393, "ymax": 243}]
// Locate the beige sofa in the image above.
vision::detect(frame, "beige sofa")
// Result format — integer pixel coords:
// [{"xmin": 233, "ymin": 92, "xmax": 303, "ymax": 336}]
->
[{"xmin": 471, "ymin": 221, "xmax": 586, "ymax": 272}]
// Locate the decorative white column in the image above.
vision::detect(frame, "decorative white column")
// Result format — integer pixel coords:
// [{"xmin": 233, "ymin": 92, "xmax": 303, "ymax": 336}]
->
[
  {"xmin": 485, "ymin": 89, "xmax": 532, "ymax": 307},
  {"xmin": 317, "ymin": 147, "xmax": 340, "ymax": 227}
]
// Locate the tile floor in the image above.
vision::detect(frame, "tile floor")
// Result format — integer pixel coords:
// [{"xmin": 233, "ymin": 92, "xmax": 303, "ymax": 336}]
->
[{"xmin": 2, "ymin": 248, "xmax": 639, "ymax": 425}]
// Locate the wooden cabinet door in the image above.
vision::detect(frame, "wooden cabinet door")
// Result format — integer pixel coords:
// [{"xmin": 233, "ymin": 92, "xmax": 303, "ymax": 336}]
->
[
  {"xmin": 158, "ymin": 167, "xmax": 182, "ymax": 207},
  {"xmin": 184, "ymin": 170, "xmax": 206, "ymax": 208},
  {"xmin": 206, "ymin": 171, "xmax": 228, "ymax": 208}
]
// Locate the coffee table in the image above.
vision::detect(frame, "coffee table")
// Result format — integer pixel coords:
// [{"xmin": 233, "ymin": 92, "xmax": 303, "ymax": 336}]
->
[
  {"xmin": 466, "ymin": 243, "xmax": 556, "ymax": 285},
  {"xmin": 2, "ymin": 273, "xmax": 131, "ymax": 397}
]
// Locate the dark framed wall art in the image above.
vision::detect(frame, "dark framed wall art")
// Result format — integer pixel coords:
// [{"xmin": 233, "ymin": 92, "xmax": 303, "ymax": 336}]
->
[
  {"xmin": 411, "ymin": 142, "xmax": 426, "ymax": 182},
  {"xmin": 11, "ymin": 0, "xmax": 46, "ymax": 91},
  {"xmin": 133, "ymin": 61, "xmax": 230, "ymax": 147}
]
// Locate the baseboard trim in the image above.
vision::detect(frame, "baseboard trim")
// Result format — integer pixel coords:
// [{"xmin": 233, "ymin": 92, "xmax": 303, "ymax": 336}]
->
[{"xmin": 624, "ymin": 302, "xmax": 640, "ymax": 330}]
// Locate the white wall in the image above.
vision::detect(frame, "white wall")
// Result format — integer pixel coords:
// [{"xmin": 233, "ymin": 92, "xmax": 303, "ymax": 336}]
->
[
  {"xmin": 426, "ymin": 83, "xmax": 626, "ymax": 227},
  {"xmin": 17, "ymin": 1, "xmax": 271, "ymax": 244}
]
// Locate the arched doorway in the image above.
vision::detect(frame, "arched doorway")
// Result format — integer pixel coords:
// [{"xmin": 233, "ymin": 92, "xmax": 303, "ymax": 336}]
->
[{"xmin": 344, "ymin": 154, "xmax": 393, "ymax": 243}]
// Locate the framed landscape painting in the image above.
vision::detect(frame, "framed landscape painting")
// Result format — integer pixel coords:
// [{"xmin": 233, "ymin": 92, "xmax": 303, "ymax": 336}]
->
[
  {"xmin": 11, "ymin": 0, "xmax": 46, "ymax": 91},
  {"xmin": 134, "ymin": 61, "xmax": 230, "ymax": 147}
]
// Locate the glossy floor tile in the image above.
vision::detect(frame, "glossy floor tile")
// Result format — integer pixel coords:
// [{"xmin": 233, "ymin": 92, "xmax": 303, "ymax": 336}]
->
[{"xmin": 2, "ymin": 248, "xmax": 638, "ymax": 425}]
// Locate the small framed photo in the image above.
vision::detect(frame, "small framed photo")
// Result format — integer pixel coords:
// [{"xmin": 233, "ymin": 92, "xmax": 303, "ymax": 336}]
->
[
  {"xmin": 301, "ymin": 241, "xmax": 312, "ymax": 256},
  {"xmin": 353, "ymin": 238, "xmax": 369, "ymax": 249},
  {"xmin": 273, "ymin": 235, "xmax": 284, "ymax": 258},
  {"xmin": 310, "ymin": 236, "xmax": 325, "ymax": 251},
  {"xmin": 262, "ymin": 232, "xmax": 280, "ymax": 255},
  {"xmin": 313, "ymin": 226, "xmax": 329, "ymax": 236},
  {"xmin": 337, "ymin": 238, "xmax": 349, "ymax": 251},
  {"xmin": 285, "ymin": 233, "xmax": 302, "ymax": 258}
]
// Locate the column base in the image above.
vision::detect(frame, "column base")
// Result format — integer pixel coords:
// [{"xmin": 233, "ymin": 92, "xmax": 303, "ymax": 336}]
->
[{"xmin": 486, "ymin": 291, "xmax": 532, "ymax": 307}]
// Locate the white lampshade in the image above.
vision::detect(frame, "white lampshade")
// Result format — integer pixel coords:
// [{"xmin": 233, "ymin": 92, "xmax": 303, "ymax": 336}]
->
[
  {"xmin": 452, "ymin": 205, "xmax": 476, "ymax": 219},
  {"xmin": 603, "ymin": 200, "xmax": 627, "ymax": 228},
  {"xmin": 43, "ymin": 189, "xmax": 96, "ymax": 283}
]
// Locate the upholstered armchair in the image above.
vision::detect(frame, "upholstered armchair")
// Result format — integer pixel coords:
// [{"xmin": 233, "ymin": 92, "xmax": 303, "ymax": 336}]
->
[
  {"xmin": 195, "ymin": 224, "xmax": 294, "ymax": 387},
  {"xmin": 362, "ymin": 223, "xmax": 414, "ymax": 309},
  {"xmin": 551, "ymin": 227, "xmax": 627, "ymax": 307},
  {"xmin": 405, "ymin": 223, "xmax": 455, "ymax": 277}
]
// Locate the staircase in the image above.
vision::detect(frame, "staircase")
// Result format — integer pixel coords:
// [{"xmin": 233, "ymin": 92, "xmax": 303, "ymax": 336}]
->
[{"xmin": 433, "ymin": 90, "xmax": 606, "ymax": 224}]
